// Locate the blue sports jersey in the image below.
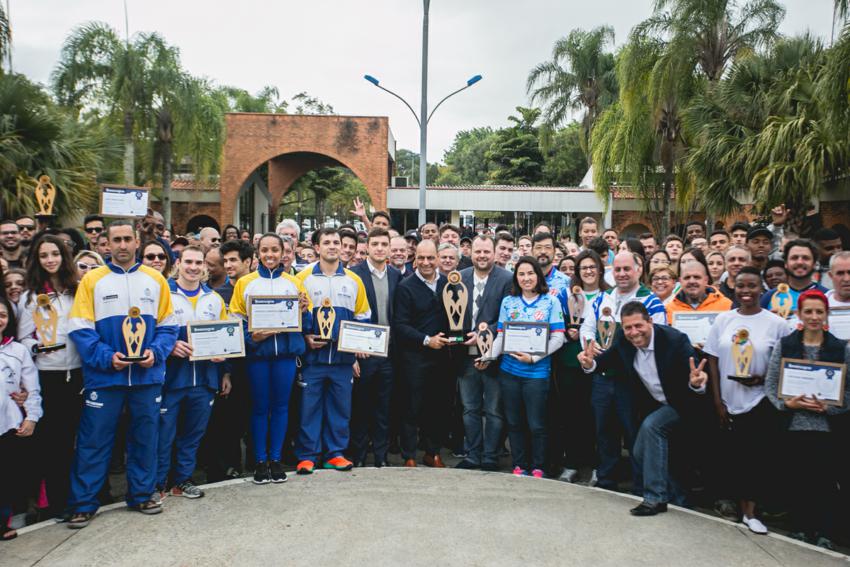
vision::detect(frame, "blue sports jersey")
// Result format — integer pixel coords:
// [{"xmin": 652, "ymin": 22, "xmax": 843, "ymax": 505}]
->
[{"xmin": 497, "ymin": 294, "xmax": 565, "ymax": 379}]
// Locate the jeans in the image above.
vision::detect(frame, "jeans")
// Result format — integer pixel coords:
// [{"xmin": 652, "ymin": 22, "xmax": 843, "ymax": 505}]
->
[
  {"xmin": 591, "ymin": 373, "xmax": 640, "ymax": 490},
  {"xmin": 458, "ymin": 358, "xmax": 503, "ymax": 466},
  {"xmin": 499, "ymin": 370, "xmax": 549, "ymax": 471},
  {"xmin": 632, "ymin": 404, "xmax": 683, "ymax": 505}
]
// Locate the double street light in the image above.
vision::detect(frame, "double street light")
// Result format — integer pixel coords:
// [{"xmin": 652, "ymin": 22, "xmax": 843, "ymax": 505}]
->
[{"xmin": 365, "ymin": 0, "xmax": 482, "ymax": 227}]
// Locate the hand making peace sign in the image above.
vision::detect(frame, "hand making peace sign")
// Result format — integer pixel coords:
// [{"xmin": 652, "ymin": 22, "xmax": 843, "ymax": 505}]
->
[{"xmin": 689, "ymin": 357, "xmax": 708, "ymax": 389}]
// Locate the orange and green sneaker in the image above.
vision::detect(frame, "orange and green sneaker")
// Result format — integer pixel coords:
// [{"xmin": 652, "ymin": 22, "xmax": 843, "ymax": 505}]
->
[
  {"xmin": 296, "ymin": 460, "xmax": 315, "ymax": 475},
  {"xmin": 323, "ymin": 456, "xmax": 353, "ymax": 471}
]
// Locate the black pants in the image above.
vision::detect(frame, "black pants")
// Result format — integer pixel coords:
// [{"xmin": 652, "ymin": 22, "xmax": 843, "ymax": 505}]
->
[
  {"xmin": 400, "ymin": 352, "xmax": 450, "ymax": 460},
  {"xmin": 0, "ymin": 431, "xmax": 26, "ymax": 522},
  {"xmin": 37, "ymin": 369, "xmax": 83, "ymax": 516},
  {"xmin": 786, "ymin": 430, "xmax": 837, "ymax": 538},
  {"xmin": 349, "ymin": 357, "xmax": 394, "ymax": 463},
  {"xmin": 548, "ymin": 362, "xmax": 596, "ymax": 472},
  {"xmin": 201, "ymin": 361, "xmax": 252, "ymax": 481},
  {"xmin": 722, "ymin": 398, "xmax": 778, "ymax": 503}
]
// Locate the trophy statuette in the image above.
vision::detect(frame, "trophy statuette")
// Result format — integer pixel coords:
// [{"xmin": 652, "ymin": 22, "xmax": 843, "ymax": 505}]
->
[
  {"xmin": 728, "ymin": 329, "xmax": 754, "ymax": 381},
  {"xmin": 121, "ymin": 306, "xmax": 148, "ymax": 362},
  {"xmin": 442, "ymin": 270, "xmax": 468, "ymax": 344},
  {"xmin": 597, "ymin": 306, "xmax": 617, "ymax": 350},
  {"xmin": 770, "ymin": 283, "xmax": 793, "ymax": 319},
  {"xmin": 34, "ymin": 175, "xmax": 57, "ymax": 221},
  {"xmin": 32, "ymin": 294, "xmax": 66, "ymax": 353},
  {"xmin": 317, "ymin": 297, "xmax": 336, "ymax": 341},
  {"xmin": 475, "ymin": 322, "xmax": 494, "ymax": 359},
  {"xmin": 567, "ymin": 285, "xmax": 585, "ymax": 330}
]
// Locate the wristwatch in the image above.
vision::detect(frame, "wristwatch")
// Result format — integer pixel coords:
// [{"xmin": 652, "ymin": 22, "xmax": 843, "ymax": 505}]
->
[{"xmin": 423, "ymin": 335, "xmax": 431, "ymax": 347}]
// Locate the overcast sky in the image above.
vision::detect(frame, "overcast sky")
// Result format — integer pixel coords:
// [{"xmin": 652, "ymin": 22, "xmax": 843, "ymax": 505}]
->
[{"xmin": 8, "ymin": 0, "xmax": 838, "ymax": 161}]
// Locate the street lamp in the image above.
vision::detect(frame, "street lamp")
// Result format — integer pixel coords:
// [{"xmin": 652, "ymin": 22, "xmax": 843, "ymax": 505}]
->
[{"xmin": 364, "ymin": 2, "xmax": 482, "ymax": 227}]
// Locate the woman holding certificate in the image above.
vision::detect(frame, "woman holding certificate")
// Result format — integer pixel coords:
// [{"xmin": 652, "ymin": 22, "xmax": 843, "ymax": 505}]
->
[
  {"xmin": 17, "ymin": 234, "xmax": 81, "ymax": 521},
  {"xmin": 702, "ymin": 266, "xmax": 789, "ymax": 535},
  {"xmin": 764, "ymin": 290, "xmax": 850, "ymax": 549},
  {"xmin": 229, "ymin": 233, "xmax": 312, "ymax": 485},
  {"xmin": 482, "ymin": 257, "xmax": 565, "ymax": 478}
]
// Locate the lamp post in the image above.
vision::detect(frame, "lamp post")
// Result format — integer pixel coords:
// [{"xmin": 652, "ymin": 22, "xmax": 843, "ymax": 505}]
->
[{"xmin": 365, "ymin": 1, "xmax": 481, "ymax": 227}]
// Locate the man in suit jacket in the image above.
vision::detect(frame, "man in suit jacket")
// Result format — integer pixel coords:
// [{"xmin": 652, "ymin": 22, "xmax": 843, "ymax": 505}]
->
[
  {"xmin": 579, "ymin": 301, "xmax": 709, "ymax": 516},
  {"xmin": 393, "ymin": 239, "xmax": 452, "ymax": 468},
  {"xmin": 454, "ymin": 235, "xmax": 513, "ymax": 470},
  {"xmin": 348, "ymin": 228, "xmax": 402, "ymax": 467}
]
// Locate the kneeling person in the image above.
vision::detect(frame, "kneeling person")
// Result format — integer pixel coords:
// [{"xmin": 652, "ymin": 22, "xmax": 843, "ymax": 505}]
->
[{"xmin": 157, "ymin": 246, "xmax": 230, "ymax": 499}]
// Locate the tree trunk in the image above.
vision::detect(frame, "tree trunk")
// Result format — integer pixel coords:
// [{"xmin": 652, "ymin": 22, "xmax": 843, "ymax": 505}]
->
[
  {"xmin": 123, "ymin": 111, "xmax": 135, "ymax": 185},
  {"xmin": 661, "ymin": 167, "xmax": 673, "ymax": 237},
  {"xmin": 158, "ymin": 108, "xmax": 174, "ymax": 228}
]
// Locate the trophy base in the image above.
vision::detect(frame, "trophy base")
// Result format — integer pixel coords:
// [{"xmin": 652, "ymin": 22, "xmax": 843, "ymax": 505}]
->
[
  {"xmin": 727, "ymin": 374, "xmax": 752, "ymax": 383},
  {"xmin": 445, "ymin": 331, "xmax": 467, "ymax": 345},
  {"xmin": 34, "ymin": 343, "xmax": 66, "ymax": 354},
  {"xmin": 123, "ymin": 355, "xmax": 149, "ymax": 363},
  {"xmin": 567, "ymin": 320, "xmax": 584, "ymax": 331}
]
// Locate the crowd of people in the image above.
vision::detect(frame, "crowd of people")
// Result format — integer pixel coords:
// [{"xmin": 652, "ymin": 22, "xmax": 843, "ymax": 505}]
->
[{"xmin": 2, "ymin": 204, "xmax": 850, "ymax": 552}]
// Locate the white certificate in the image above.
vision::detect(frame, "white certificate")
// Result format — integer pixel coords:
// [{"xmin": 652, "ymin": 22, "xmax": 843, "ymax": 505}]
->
[
  {"xmin": 671, "ymin": 311, "xmax": 723, "ymax": 345},
  {"xmin": 502, "ymin": 322, "xmax": 549, "ymax": 355},
  {"xmin": 248, "ymin": 295, "xmax": 301, "ymax": 332},
  {"xmin": 338, "ymin": 321, "xmax": 390, "ymax": 357},
  {"xmin": 187, "ymin": 319, "xmax": 245, "ymax": 361},
  {"xmin": 829, "ymin": 308, "xmax": 850, "ymax": 340},
  {"xmin": 100, "ymin": 186, "xmax": 150, "ymax": 218},
  {"xmin": 779, "ymin": 358, "xmax": 846, "ymax": 406}
]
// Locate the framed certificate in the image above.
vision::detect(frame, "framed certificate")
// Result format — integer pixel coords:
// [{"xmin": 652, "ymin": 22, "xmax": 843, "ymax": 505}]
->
[
  {"xmin": 337, "ymin": 321, "xmax": 390, "ymax": 357},
  {"xmin": 778, "ymin": 357, "xmax": 846, "ymax": 406},
  {"xmin": 671, "ymin": 311, "xmax": 723, "ymax": 345},
  {"xmin": 829, "ymin": 307, "xmax": 850, "ymax": 340},
  {"xmin": 502, "ymin": 322, "xmax": 549, "ymax": 356},
  {"xmin": 248, "ymin": 295, "xmax": 301, "ymax": 332},
  {"xmin": 187, "ymin": 319, "xmax": 245, "ymax": 361},
  {"xmin": 99, "ymin": 185, "xmax": 150, "ymax": 218}
]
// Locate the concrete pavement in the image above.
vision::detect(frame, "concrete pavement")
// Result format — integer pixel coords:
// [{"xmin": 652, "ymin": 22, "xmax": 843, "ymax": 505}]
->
[{"xmin": 3, "ymin": 468, "xmax": 847, "ymax": 567}]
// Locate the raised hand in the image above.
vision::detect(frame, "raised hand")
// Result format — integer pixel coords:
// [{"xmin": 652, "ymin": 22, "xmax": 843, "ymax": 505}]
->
[
  {"xmin": 350, "ymin": 197, "xmax": 367, "ymax": 219},
  {"xmin": 689, "ymin": 357, "xmax": 708, "ymax": 389},
  {"xmin": 577, "ymin": 339, "xmax": 598, "ymax": 370}
]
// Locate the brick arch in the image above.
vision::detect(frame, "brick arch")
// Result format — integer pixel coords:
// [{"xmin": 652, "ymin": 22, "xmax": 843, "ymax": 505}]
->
[{"xmin": 220, "ymin": 113, "xmax": 391, "ymax": 229}]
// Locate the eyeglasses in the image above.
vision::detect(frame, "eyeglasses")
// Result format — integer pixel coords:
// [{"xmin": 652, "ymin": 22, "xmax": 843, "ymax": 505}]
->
[
  {"xmin": 77, "ymin": 262, "xmax": 96, "ymax": 271},
  {"xmin": 85, "ymin": 226, "xmax": 103, "ymax": 234},
  {"xmin": 579, "ymin": 266, "xmax": 598, "ymax": 272},
  {"xmin": 651, "ymin": 276, "xmax": 672, "ymax": 284},
  {"xmin": 210, "ymin": 237, "xmax": 221, "ymax": 243},
  {"xmin": 144, "ymin": 253, "xmax": 168, "ymax": 261},
  {"xmin": 17, "ymin": 224, "xmax": 35, "ymax": 231}
]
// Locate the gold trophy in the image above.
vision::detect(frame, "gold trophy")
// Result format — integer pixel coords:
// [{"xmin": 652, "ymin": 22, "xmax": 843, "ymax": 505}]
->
[
  {"xmin": 442, "ymin": 270, "xmax": 468, "ymax": 344},
  {"xmin": 567, "ymin": 285, "xmax": 585, "ymax": 330},
  {"xmin": 475, "ymin": 322, "xmax": 494, "ymax": 359},
  {"xmin": 32, "ymin": 294, "xmax": 66, "ymax": 353},
  {"xmin": 597, "ymin": 306, "xmax": 617, "ymax": 350},
  {"xmin": 121, "ymin": 307, "xmax": 148, "ymax": 362},
  {"xmin": 729, "ymin": 329, "xmax": 754, "ymax": 382},
  {"xmin": 34, "ymin": 175, "xmax": 57, "ymax": 221},
  {"xmin": 317, "ymin": 297, "xmax": 336, "ymax": 341},
  {"xmin": 770, "ymin": 283, "xmax": 793, "ymax": 319}
]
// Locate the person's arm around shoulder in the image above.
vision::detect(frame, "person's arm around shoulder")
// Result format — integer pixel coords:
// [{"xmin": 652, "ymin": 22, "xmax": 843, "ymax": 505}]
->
[
  {"xmin": 147, "ymin": 271, "xmax": 179, "ymax": 367},
  {"xmin": 68, "ymin": 271, "xmax": 117, "ymax": 371}
]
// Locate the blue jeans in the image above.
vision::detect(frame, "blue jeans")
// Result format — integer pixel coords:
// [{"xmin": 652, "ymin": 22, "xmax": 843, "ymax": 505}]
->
[
  {"xmin": 633, "ymin": 404, "xmax": 684, "ymax": 505},
  {"xmin": 458, "ymin": 358, "xmax": 503, "ymax": 466},
  {"xmin": 591, "ymin": 373, "xmax": 640, "ymax": 491},
  {"xmin": 499, "ymin": 370, "xmax": 548, "ymax": 471}
]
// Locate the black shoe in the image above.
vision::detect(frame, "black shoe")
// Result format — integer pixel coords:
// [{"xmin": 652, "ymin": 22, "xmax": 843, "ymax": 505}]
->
[
  {"xmin": 630, "ymin": 502, "xmax": 667, "ymax": 516},
  {"xmin": 253, "ymin": 461, "xmax": 271, "ymax": 484},
  {"xmin": 375, "ymin": 460, "xmax": 390, "ymax": 468},
  {"xmin": 454, "ymin": 460, "xmax": 480, "ymax": 470},
  {"xmin": 480, "ymin": 462, "xmax": 499, "ymax": 472},
  {"xmin": 269, "ymin": 461, "xmax": 287, "ymax": 483}
]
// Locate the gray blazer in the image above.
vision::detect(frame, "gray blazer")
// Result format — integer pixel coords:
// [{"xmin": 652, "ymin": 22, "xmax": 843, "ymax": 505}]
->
[{"xmin": 459, "ymin": 265, "xmax": 513, "ymax": 335}]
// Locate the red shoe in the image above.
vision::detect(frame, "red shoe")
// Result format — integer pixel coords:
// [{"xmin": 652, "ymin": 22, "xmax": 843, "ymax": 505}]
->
[
  {"xmin": 422, "ymin": 454, "xmax": 445, "ymax": 468},
  {"xmin": 323, "ymin": 456, "xmax": 354, "ymax": 471},
  {"xmin": 404, "ymin": 459, "xmax": 417, "ymax": 467},
  {"xmin": 296, "ymin": 460, "xmax": 315, "ymax": 475}
]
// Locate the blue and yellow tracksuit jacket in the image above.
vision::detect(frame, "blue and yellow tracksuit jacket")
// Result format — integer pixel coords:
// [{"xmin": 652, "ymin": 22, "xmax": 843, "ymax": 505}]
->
[
  {"xmin": 68, "ymin": 262, "xmax": 178, "ymax": 389},
  {"xmin": 165, "ymin": 280, "xmax": 228, "ymax": 392},
  {"xmin": 296, "ymin": 262, "xmax": 371, "ymax": 366},
  {"xmin": 229, "ymin": 265, "xmax": 312, "ymax": 360}
]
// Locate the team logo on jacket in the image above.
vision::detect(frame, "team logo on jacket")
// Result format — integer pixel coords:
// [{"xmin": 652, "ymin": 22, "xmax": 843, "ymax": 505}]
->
[
  {"xmin": 90, "ymin": 391, "xmax": 98, "ymax": 401},
  {"xmin": 534, "ymin": 310, "xmax": 545, "ymax": 321},
  {"xmin": 141, "ymin": 287, "xmax": 154, "ymax": 304}
]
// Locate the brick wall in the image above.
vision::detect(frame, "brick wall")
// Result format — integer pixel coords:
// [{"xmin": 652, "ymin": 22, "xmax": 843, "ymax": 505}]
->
[{"xmin": 151, "ymin": 201, "xmax": 221, "ymax": 234}]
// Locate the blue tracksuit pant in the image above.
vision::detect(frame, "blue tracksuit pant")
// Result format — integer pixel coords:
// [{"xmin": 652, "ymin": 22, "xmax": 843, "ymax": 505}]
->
[
  {"xmin": 69, "ymin": 384, "xmax": 161, "ymax": 512},
  {"xmin": 296, "ymin": 363, "xmax": 353, "ymax": 462},
  {"xmin": 156, "ymin": 386, "xmax": 215, "ymax": 488},
  {"xmin": 248, "ymin": 358, "xmax": 297, "ymax": 462}
]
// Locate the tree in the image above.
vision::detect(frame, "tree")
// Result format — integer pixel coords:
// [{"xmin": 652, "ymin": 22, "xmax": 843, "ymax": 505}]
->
[
  {"xmin": 486, "ymin": 107, "xmax": 545, "ymax": 185},
  {"xmin": 542, "ymin": 122, "xmax": 587, "ymax": 186},
  {"xmin": 0, "ymin": 4, "xmax": 9, "ymax": 71},
  {"xmin": 527, "ymin": 26, "xmax": 617, "ymax": 162},
  {"xmin": 438, "ymin": 127, "xmax": 496, "ymax": 184}
]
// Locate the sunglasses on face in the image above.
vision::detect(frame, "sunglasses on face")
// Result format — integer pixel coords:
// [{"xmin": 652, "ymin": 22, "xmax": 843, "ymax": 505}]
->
[
  {"xmin": 85, "ymin": 226, "xmax": 104, "ymax": 234},
  {"xmin": 144, "ymin": 253, "xmax": 168, "ymax": 262},
  {"xmin": 77, "ymin": 262, "xmax": 96, "ymax": 271}
]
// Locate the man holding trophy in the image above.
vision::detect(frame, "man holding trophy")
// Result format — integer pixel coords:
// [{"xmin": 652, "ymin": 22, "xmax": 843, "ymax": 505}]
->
[{"xmin": 66, "ymin": 220, "xmax": 178, "ymax": 528}]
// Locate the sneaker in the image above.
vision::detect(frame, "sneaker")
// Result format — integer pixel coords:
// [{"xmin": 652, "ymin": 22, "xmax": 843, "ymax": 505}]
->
[
  {"xmin": 714, "ymin": 499, "xmax": 738, "ymax": 521},
  {"xmin": 787, "ymin": 531, "xmax": 808, "ymax": 543},
  {"xmin": 452, "ymin": 450, "xmax": 468, "ymax": 459},
  {"xmin": 589, "ymin": 469, "xmax": 598, "ymax": 487},
  {"xmin": 171, "ymin": 480, "xmax": 204, "ymax": 499},
  {"xmin": 151, "ymin": 488, "xmax": 165, "ymax": 505},
  {"xmin": 131, "ymin": 499, "xmax": 162, "ymax": 515},
  {"xmin": 270, "ymin": 461, "xmax": 288, "ymax": 483},
  {"xmin": 323, "ymin": 456, "xmax": 354, "ymax": 471},
  {"xmin": 531, "ymin": 469, "xmax": 544, "ymax": 479},
  {"xmin": 815, "ymin": 536, "xmax": 835, "ymax": 551},
  {"xmin": 296, "ymin": 460, "xmax": 315, "ymax": 475},
  {"xmin": 558, "ymin": 468, "xmax": 578, "ymax": 483},
  {"xmin": 253, "ymin": 461, "xmax": 271, "ymax": 484},
  {"xmin": 512, "ymin": 466, "xmax": 528, "ymax": 476},
  {"xmin": 742, "ymin": 515, "xmax": 767, "ymax": 535},
  {"xmin": 224, "ymin": 467, "xmax": 242, "ymax": 480}
]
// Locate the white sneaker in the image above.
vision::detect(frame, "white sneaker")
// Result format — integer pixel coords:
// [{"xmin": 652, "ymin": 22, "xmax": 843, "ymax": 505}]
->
[
  {"xmin": 742, "ymin": 515, "xmax": 768, "ymax": 535},
  {"xmin": 589, "ymin": 469, "xmax": 598, "ymax": 487},
  {"xmin": 558, "ymin": 468, "xmax": 578, "ymax": 483}
]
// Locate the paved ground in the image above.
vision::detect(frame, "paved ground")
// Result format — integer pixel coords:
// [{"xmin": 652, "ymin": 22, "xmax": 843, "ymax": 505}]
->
[{"xmin": 3, "ymin": 468, "xmax": 847, "ymax": 567}]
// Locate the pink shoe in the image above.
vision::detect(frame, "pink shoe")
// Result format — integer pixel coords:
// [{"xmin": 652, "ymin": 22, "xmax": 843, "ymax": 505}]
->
[
  {"xmin": 512, "ymin": 466, "xmax": 527, "ymax": 476},
  {"xmin": 531, "ymin": 469, "xmax": 544, "ymax": 478}
]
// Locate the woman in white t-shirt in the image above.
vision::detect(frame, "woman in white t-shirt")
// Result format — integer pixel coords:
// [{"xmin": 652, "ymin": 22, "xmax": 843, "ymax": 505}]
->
[{"xmin": 703, "ymin": 266, "xmax": 789, "ymax": 535}]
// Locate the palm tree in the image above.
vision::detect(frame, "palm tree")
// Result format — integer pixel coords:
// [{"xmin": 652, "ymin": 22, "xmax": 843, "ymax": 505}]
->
[
  {"xmin": 0, "ymin": 4, "xmax": 9, "ymax": 72},
  {"xmin": 526, "ymin": 26, "xmax": 617, "ymax": 161}
]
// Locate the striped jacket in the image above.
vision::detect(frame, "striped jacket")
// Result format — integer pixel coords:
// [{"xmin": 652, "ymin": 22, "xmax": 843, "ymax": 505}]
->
[{"xmin": 579, "ymin": 284, "xmax": 667, "ymax": 345}]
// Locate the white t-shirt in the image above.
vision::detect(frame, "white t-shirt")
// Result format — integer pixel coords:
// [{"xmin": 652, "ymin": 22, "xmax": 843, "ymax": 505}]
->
[{"xmin": 703, "ymin": 309, "xmax": 790, "ymax": 415}]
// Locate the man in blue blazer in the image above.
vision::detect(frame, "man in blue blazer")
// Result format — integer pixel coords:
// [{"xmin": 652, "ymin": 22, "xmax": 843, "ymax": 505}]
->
[
  {"xmin": 349, "ymin": 227, "xmax": 402, "ymax": 466},
  {"xmin": 455, "ymin": 235, "xmax": 513, "ymax": 470}
]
